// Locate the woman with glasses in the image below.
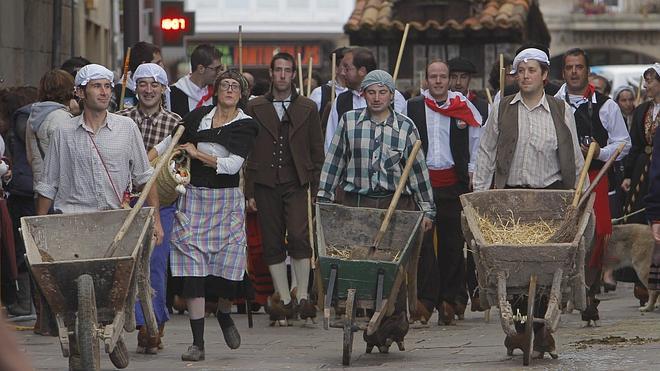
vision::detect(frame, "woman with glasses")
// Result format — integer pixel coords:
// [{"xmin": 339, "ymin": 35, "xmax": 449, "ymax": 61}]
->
[{"xmin": 150, "ymin": 70, "xmax": 258, "ymax": 362}]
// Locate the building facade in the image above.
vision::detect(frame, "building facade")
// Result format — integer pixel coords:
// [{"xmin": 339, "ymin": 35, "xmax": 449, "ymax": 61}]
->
[
  {"xmin": 540, "ymin": 0, "xmax": 659, "ymax": 76},
  {"xmin": 0, "ymin": 0, "xmax": 117, "ymax": 87},
  {"xmin": 174, "ymin": 0, "xmax": 354, "ymax": 80}
]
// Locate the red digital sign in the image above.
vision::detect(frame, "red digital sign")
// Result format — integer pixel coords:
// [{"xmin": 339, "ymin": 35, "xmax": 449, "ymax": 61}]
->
[{"xmin": 160, "ymin": 2, "xmax": 195, "ymax": 47}]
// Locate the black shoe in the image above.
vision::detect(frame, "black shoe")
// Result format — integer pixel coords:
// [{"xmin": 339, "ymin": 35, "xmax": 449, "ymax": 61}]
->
[
  {"xmin": 181, "ymin": 345, "xmax": 205, "ymax": 361},
  {"xmin": 298, "ymin": 299, "xmax": 317, "ymax": 320},
  {"xmin": 217, "ymin": 313, "xmax": 241, "ymax": 349}
]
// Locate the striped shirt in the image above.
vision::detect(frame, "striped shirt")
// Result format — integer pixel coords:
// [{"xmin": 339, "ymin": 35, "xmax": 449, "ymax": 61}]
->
[
  {"xmin": 35, "ymin": 113, "xmax": 154, "ymax": 213},
  {"xmin": 474, "ymin": 93, "xmax": 584, "ymax": 190},
  {"xmin": 116, "ymin": 106, "xmax": 181, "ymax": 151},
  {"xmin": 317, "ymin": 108, "xmax": 435, "ymax": 218}
]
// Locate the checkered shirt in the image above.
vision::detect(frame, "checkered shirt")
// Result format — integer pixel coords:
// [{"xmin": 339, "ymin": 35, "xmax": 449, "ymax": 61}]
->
[
  {"xmin": 318, "ymin": 108, "xmax": 435, "ymax": 218},
  {"xmin": 116, "ymin": 106, "xmax": 182, "ymax": 151}
]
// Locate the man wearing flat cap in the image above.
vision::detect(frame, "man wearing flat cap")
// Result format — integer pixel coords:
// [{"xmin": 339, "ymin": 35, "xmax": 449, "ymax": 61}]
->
[
  {"xmin": 318, "ymin": 70, "xmax": 434, "ymax": 350},
  {"xmin": 117, "ymin": 62, "xmax": 181, "ymax": 354},
  {"xmin": 474, "ymin": 48, "xmax": 584, "ymax": 358},
  {"xmin": 448, "ymin": 56, "xmax": 488, "ymax": 124},
  {"xmin": 35, "ymin": 63, "xmax": 163, "ymax": 240}
]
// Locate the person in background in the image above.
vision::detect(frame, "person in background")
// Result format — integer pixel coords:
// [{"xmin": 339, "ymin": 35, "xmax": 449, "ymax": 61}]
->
[
  {"xmin": 117, "ymin": 63, "xmax": 181, "ymax": 354},
  {"xmin": 589, "ymin": 73, "xmax": 612, "ymax": 97},
  {"xmin": 244, "ymin": 53, "xmax": 324, "ymax": 325},
  {"xmin": 170, "ymin": 44, "xmax": 223, "ymax": 118},
  {"xmin": 448, "ymin": 56, "xmax": 489, "ymax": 122},
  {"xmin": 555, "ymin": 48, "xmax": 631, "ymax": 298},
  {"xmin": 614, "ymin": 86, "xmax": 636, "ymax": 129},
  {"xmin": 61, "ymin": 56, "xmax": 91, "ymax": 116},
  {"xmin": 310, "ymin": 47, "xmax": 349, "ymax": 118},
  {"xmin": 0, "ymin": 87, "xmax": 38, "ymax": 319},
  {"xmin": 406, "ymin": 60, "xmax": 482, "ymax": 325},
  {"xmin": 111, "ymin": 41, "xmax": 163, "ymax": 111}
]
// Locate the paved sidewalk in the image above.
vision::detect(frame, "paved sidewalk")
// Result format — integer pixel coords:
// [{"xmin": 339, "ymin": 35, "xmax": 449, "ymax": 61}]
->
[{"xmin": 12, "ymin": 283, "xmax": 660, "ymax": 370}]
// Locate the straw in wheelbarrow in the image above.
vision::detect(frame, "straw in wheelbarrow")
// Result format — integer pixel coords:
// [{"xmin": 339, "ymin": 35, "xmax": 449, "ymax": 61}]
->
[
  {"xmin": 371, "ymin": 140, "xmax": 422, "ymax": 255},
  {"xmin": 104, "ymin": 125, "xmax": 186, "ymax": 257},
  {"xmin": 547, "ymin": 142, "xmax": 625, "ymax": 243}
]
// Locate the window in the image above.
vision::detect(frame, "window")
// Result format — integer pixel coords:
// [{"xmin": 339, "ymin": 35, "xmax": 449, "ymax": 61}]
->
[
  {"xmin": 256, "ymin": 0, "xmax": 279, "ymax": 8},
  {"xmin": 225, "ymin": 0, "xmax": 249, "ymax": 9}
]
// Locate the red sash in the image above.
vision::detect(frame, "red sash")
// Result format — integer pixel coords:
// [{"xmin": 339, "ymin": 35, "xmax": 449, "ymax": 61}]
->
[
  {"xmin": 429, "ymin": 167, "xmax": 458, "ymax": 188},
  {"xmin": 587, "ymin": 169, "xmax": 612, "ymax": 268}
]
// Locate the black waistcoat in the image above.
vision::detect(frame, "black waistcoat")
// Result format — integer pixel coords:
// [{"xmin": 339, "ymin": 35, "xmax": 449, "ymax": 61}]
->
[
  {"xmin": 336, "ymin": 90, "xmax": 354, "ymax": 122},
  {"xmin": 566, "ymin": 90, "xmax": 609, "ymax": 169},
  {"xmin": 406, "ymin": 96, "xmax": 470, "ymax": 194}
]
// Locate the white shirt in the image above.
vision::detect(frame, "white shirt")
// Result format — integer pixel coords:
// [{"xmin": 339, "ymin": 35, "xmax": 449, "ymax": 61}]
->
[
  {"xmin": 172, "ymin": 75, "xmax": 214, "ymax": 113},
  {"xmin": 155, "ymin": 107, "xmax": 249, "ymax": 175},
  {"xmin": 309, "ymin": 81, "xmax": 348, "ymax": 112},
  {"xmin": 272, "ymin": 94, "xmax": 292, "ymax": 121},
  {"xmin": 554, "ymin": 83, "xmax": 630, "ymax": 161},
  {"xmin": 422, "ymin": 90, "xmax": 482, "ymax": 173},
  {"xmin": 324, "ymin": 89, "xmax": 408, "ymax": 152},
  {"xmin": 474, "ymin": 93, "xmax": 584, "ymax": 191}
]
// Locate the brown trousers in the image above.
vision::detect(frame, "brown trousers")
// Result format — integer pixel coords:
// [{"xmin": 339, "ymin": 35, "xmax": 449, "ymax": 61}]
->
[{"xmin": 254, "ymin": 181, "xmax": 312, "ymax": 265}]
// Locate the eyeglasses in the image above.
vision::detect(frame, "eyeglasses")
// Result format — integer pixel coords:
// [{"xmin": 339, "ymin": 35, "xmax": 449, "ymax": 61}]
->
[
  {"xmin": 205, "ymin": 64, "xmax": 223, "ymax": 73},
  {"xmin": 219, "ymin": 81, "xmax": 241, "ymax": 92}
]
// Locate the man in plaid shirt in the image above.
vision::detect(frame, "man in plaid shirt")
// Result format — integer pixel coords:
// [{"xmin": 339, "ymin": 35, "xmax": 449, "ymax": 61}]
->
[
  {"xmin": 317, "ymin": 70, "xmax": 434, "ymax": 228},
  {"xmin": 117, "ymin": 63, "xmax": 181, "ymax": 151},
  {"xmin": 317, "ymin": 70, "xmax": 433, "ymax": 351},
  {"xmin": 117, "ymin": 63, "xmax": 180, "ymax": 354}
]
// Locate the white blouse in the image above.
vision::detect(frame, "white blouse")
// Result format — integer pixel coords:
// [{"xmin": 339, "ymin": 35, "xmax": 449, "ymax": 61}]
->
[{"xmin": 155, "ymin": 107, "xmax": 249, "ymax": 175}]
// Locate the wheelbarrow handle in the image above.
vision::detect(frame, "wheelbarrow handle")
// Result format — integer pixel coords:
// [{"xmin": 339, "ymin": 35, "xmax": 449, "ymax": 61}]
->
[
  {"xmin": 104, "ymin": 125, "xmax": 186, "ymax": 258},
  {"xmin": 373, "ymin": 140, "xmax": 422, "ymax": 249}
]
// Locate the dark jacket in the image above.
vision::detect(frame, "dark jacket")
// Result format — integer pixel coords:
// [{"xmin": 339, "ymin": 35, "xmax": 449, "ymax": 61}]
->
[
  {"xmin": 644, "ymin": 121, "xmax": 660, "ymax": 221},
  {"xmin": 244, "ymin": 89, "xmax": 325, "ymax": 199},
  {"xmin": 6, "ymin": 104, "xmax": 34, "ymax": 197}
]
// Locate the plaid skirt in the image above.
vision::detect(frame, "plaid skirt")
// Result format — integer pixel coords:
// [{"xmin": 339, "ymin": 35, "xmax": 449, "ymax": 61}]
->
[{"xmin": 170, "ymin": 185, "xmax": 246, "ymax": 281}]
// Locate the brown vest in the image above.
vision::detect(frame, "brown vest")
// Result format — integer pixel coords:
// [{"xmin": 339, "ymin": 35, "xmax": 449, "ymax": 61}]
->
[{"xmin": 494, "ymin": 95, "xmax": 575, "ymax": 189}]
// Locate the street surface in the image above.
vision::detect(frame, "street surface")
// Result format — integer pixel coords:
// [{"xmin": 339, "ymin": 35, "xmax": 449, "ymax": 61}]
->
[{"xmin": 13, "ymin": 283, "xmax": 660, "ymax": 370}]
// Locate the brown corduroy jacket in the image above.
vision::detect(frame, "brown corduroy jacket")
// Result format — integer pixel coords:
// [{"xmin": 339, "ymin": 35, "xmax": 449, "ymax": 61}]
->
[{"xmin": 244, "ymin": 91, "xmax": 325, "ymax": 199}]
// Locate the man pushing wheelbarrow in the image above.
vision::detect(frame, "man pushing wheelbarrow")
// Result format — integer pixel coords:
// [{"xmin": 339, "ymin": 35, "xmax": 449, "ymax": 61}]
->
[{"xmin": 316, "ymin": 70, "xmax": 434, "ymax": 363}]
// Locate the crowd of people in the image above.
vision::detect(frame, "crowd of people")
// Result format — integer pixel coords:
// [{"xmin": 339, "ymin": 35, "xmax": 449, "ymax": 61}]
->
[{"xmin": 1, "ymin": 38, "xmax": 659, "ymax": 363}]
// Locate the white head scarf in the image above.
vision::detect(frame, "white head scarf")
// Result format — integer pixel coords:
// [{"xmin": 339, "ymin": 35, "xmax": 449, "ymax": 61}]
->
[
  {"xmin": 130, "ymin": 63, "xmax": 170, "ymax": 92},
  {"xmin": 75, "ymin": 64, "xmax": 114, "ymax": 87},
  {"xmin": 650, "ymin": 63, "xmax": 660, "ymax": 79},
  {"xmin": 510, "ymin": 48, "xmax": 550, "ymax": 74},
  {"xmin": 613, "ymin": 85, "xmax": 634, "ymax": 102}
]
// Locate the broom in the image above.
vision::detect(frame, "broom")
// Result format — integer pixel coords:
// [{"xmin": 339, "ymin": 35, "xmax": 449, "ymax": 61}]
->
[{"xmin": 548, "ymin": 142, "xmax": 625, "ymax": 243}]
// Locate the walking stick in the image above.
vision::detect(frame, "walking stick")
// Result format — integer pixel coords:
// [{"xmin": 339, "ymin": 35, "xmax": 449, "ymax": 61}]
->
[
  {"xmin": 307, "ymin": 57, "xmax": 313, "ymax": 97},
  {"xmin": 392, "ymin": 23, "xmax": 410, "ymax": 82},
  {"xmin": 119, "ymin": 47, "xmax": 131, "ymax": 110},
  {"xmin": 485, "ymin": 87, "xmax": 493, "ymax": 105},
  {"xmin": 330, "ymin": 53, "xmax": 337, "ymax": 102},
  {"xmin": 238, "ymin": 25, "xmax": 243, "ymax": 74},
  {"xmin": 636, "ymin": 74, "xmax": 644, "ymax": 105},
  {"xmin": 499, "ymin": 54, "xmax": 505, "ymax": 96},
  {"xmin": 104, "ymin": 125, "xmax": 186, "ymax": 257},
  {"xmin": 297, "ymin": 53, "xmax": 304, "ymax": 96}
]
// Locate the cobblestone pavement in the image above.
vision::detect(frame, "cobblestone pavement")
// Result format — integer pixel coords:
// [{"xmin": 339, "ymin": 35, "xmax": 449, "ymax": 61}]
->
[{"xmin": 13, "ymin": 283, "xmax": 660, "ymax": 370}]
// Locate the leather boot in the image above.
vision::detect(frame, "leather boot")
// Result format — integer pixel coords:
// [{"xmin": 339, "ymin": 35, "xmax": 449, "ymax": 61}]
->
[{"xmin": 7, "ymin": 272, "xmax": 32, "ymax": 316}]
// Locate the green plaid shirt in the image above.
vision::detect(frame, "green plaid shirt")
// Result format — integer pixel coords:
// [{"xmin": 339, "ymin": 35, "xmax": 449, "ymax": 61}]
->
[{"xmin": 318, "ymin": 108, "xmax": 435, "ymax": 218}]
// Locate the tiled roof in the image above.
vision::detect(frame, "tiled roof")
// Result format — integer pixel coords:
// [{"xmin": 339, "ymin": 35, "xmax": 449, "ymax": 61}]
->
[{"xmin": 345, "ymin": 0, "xmax": 530, "ymax": 34}]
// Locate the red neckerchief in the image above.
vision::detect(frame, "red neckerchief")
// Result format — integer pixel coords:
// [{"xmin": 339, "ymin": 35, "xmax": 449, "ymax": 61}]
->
[
  {"xmin": 424, "ymin": 96, "xmax": 480, "ymax": 127},
  {"xmin": 195, "ymin": 85, "xmax": 215, "ymax": 109},
  {"xmin": 583, "ymin": 83, "xmax": 595, "ymax": 99},
  {"xmin": 466, "ymin": 91, "xmax": 477, "ymax": 102}
]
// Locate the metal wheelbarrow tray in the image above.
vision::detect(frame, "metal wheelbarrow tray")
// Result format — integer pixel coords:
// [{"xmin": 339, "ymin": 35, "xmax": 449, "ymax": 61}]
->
[
  {"xmin": 460, "ymin": 189, "xmax": 595, "ymax": 366},
  {"xmin": 22, "ymin": 208, "xmax": 158, "ymax": 370},
  {"xmin": 316, "ymin": 203, "xmax": 424, "ymax": 366}
]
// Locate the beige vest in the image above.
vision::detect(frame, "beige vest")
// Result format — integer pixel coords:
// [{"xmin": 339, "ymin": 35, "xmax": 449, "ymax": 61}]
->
[{"xmin": 493, "ymin": 95, "xmax": 575, "ymax": 189}]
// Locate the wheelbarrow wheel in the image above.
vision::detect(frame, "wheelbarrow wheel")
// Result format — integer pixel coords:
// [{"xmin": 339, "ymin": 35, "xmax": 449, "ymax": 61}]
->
[
  {"xmin": 342, "ymin": 288, "xmax": 357, "ymax": 366},
  {"xmin": 523, "ymin": 275, "xmax": 537, "ymax": 366},
  {"xmin": 76, "ymin": 274, "xmax": 100, "ymax": 371},
  {"xmin": 109, "ymin": 335, "xmax": 130, "ymax": 369}
]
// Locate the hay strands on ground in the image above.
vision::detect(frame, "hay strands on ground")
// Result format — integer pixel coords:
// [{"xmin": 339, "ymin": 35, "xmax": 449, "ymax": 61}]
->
[
  {"xmin": 548, "ymin": 142, "xmax": 625, "ymax": 243},
  {"xmin": 477, "ymin": 209, "xmax": 558, "ymax": 245}
]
